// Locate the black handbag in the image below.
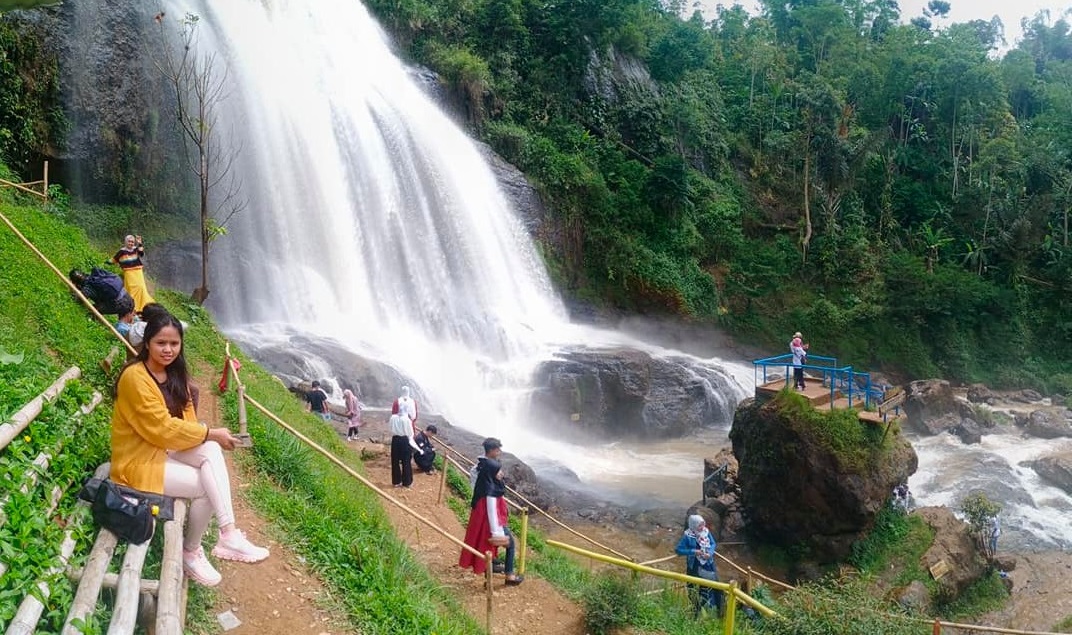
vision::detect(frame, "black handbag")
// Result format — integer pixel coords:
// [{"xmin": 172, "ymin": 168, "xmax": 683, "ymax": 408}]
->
[{"xmin": 78, "ymin": 478, "xmax": 173, "ymax": 544}]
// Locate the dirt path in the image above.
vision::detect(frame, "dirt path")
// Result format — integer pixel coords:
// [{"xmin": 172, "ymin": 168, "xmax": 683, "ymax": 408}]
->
[
  {"xmin": 197, "ymin": 380, "xmax": 345, "ymax": 635},
  {"xmin": 331, "ymin": 416, "xmax": 586, "ymax": 635}
]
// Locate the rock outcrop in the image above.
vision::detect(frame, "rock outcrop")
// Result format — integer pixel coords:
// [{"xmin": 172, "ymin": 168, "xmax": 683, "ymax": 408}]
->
[
  {"xmin": 903, "ymin": 379, "xmax": 959, "ymax": 433},
  {"xmin": 1027, "ymin": 452, "xmax": 1072, "ymax": 495},
  {"xmin": 729, "ymin": 394, "xmax": 918, "ymax": 561},
  {"xmin": 915, "ymin": 507, "xmax": 989, "ymax": 600},
  {"xmin": 1020, "ymin": 409, "xmax": 1072, "ymax": 439},
  {"xmin": 528, "ymin": 347, "xmax": 740, "ymax": 441}
]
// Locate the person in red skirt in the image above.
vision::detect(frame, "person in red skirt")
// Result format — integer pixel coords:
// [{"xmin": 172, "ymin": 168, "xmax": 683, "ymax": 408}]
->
[{"xmin": 459, "ymin": 437, "xmax": 523, "ymax": 585}]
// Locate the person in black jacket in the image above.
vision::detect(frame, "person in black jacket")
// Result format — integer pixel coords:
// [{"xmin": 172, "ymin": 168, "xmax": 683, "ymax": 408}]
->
[
  {"xmin": 413, "ymin": 425, "xmax": 438, "ymax": 474},
  {"xmin": 69, "ymin": 267, "xmax": 134, "ymax": 315}
]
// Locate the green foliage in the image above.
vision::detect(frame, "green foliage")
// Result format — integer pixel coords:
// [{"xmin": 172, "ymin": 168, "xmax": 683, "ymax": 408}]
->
[
  {"xmin": 0, "ymin": 15, "xmax": 65, "ymax": 172},
  {"xmin": 1053, "ymin": 614, "xmax": 1072, "ymax": 633},
  {"xmin": 774, "ymin": 391, "xmax": 887, "ymax": 471},
  {"xmin": 848, "ymin": 506, "xmax": 936, "ymax": 588},
  {"xmin": 583, "ymin": 574, "xmax": 641, "ymax": 635},
  {"xmin": 960, "ymin": 491, "xmax": 1001, "ymax": 560},
  {"xmin": 748, "ymin": 579, "xmax": 923, "ymax": 635},
  {"xmin": 935, "ymin": 571, "xmax": 1009, "ymax": 620}
]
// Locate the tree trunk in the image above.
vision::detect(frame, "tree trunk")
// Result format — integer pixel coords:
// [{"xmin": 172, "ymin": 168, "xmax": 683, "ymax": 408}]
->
[{"xmin": 194, "ymin": 153, "xmax": 210, "ymax": 305}]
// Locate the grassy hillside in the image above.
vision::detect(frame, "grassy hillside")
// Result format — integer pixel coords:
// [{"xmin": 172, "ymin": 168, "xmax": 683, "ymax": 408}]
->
[{"xmin": 0, "ymin": 196, "xmax": 480, "ymax": 633}]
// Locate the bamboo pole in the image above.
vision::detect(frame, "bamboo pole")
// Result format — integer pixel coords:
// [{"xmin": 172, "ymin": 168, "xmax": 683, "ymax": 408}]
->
[
  {"xmin": 242, "ymin": 395, "xmax": 484, "ymax": 560},
  {"xmin": 438, "ymin": 442, "xmax": 633, "ymax": 561},
  {"xmin": 66, "ymin": 570, "xmax": 159, "ymax": 595},
  {"xmin": 6, "ymin": 526, "xmax": 79, "ymax": 635},
  {"xmin": 156, "ymin": 500, "xmax": 188, "ymax": 635},
  {"xmin": 101, "ymin": 346, "xmax": 121, "ymax": 374},
  {"xmin": 485, "ymin": 553, "xmax": 493, "ymax": 634},
  {"xmin": 518, "ymin": 508, "xmax": 529, "ymax": 575},
  {"xmin": 0, "ymin": 177, "xmax": 48, "ymax": 199},
  {"xmin": 64, "ymin": 530, "xmax": 133, "ymax": 635},
  {"xmin": 108, "ymin": 540, "xmax": 151, "ymax": 635},
  {"xmin": 224, "ymin": 343, "xmax": 251, "ymax": 447},
  {"xmin": 0, "ymin": 208, "xmax": 136, "ymax": 355},
  {"xmin": 546, "ymin": 539, "xmax": 776, "ymax": 619},
  {"xmin": 43, "ymin": 160, "xmax": 48, "ymax": 198},
  {"xmin": 638, "ymin": 554, "xmax": 679, "ymax": 566},
  {"xmin": 746, "ymin": 565, "xmax": 795, "ymax": 591},
  {"xmin": 721, "ymin": 580, "xmax": 738, "ymax": 635},
  {"xmin": 0, "ymin": 366, "xmax": 80, "ymax": 451},
  {"xmin": 436, "ymin": 452, "xmax": 448, "ymax": 504}
]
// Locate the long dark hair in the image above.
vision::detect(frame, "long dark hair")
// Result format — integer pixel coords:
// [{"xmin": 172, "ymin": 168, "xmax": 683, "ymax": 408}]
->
[{"xmin": 116, "ymin": 310, "xmax": 191, "ymax": 417}]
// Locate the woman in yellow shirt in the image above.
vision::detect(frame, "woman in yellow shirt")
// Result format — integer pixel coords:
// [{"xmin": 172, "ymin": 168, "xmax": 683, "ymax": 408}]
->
[
  {"xmin": 112, "ymin": 234, "xmax": 155, "ymax": 312},
  {"xmin": 112, "ymin": 310, "xmax": 268, "ymax": 586}
]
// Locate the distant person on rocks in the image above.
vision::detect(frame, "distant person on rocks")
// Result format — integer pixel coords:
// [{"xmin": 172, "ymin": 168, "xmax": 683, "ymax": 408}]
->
[
  {"xmin": 413, "ymin": 425, "xmax": 438, "ymax": 474},
  {"xmin": 305, "ymin": 381, "xmax": 331, "ymax": 421},
  {"xmin": 675, "ymin": 514, "xmax": 722, "ymax": 616},
  {"xmin": 389, "ymin": 401, "xmax": 423, "ymax": 487},
  {"xmin": 112, "ymin": 234, "xmax": 155, "ymax": 312},
  {"xmin": 989, "ymin": 514, "xmax": 1001, "ymax": 556},
  {"xmin": 459, "ymin": 437, "xmax": 523, "ymax": 586},
  {"xmin": 343, "ymin": 388, "xmax": 366, "ymax": 441},
  {"xmin": 69, "ymin": 267, "xmax": 133, "ymax": 315},
  {"xmin": 790, "ymin": 331, "xmax": 809, "ymax": 391},
  {"xmin": 392, "ymin": 385, "xmax": 418, "ymax": 432}
]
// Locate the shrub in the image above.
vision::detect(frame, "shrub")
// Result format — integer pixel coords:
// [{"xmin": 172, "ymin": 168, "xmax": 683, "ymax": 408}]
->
[
  {"xmin": 583, "ymin": 574, "xmax": 641, "ymax": 635},
  {"xmin": 750, "ymin": 579, "xmax": 921, "ymax": 635}
]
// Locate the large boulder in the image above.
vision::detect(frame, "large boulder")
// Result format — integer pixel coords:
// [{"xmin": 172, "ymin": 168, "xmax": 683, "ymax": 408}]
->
[
  {"xmin": 528, "ymin": 347, "xmax": 741, "ymax": 440},
  {"xmin": 1027, "ymin": 452, "xmax": 1072, "ymax": 495},
  {"xmin": 915, "ymin": 507, "xmax": 989, "ymax": 600},
  {"xmin": 1022, "ymin": 409, "xmax": 1072, "ymax": 439},
  {"xmin": 903, "ymin": 379, "xmax": 959, "ymax": 434},
  {"xmin": 966, "ymin": 384, "xmax": 996, "ymax": 405},
  {"xmin": 729, "ymin": 395, "xmax": 918, "ymax": 562}
]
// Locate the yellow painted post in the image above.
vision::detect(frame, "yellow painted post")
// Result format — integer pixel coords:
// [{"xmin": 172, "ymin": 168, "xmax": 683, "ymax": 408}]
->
[
  {"xmin": 722, "ymin": 580, "xmax": 738, "ymax": 635},
  {"xmin": 518, "ymin": 508, "xmax": 529, "ymax": 575},
  {"xmin": 485, "ymin": 553, "xmax": 494, "ymax": 634}
]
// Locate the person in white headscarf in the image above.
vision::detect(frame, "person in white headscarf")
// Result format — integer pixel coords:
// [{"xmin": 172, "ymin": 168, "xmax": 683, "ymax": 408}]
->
[
  {"xmin": 675, "ymin": 514, "xmax": 722, "ymax": 615},
  {"xmin": 393, "ymin": 385, "xmax": 418, "ymax": 433},
  {"xmin": 389, "ymin": 397, "xmax": 423, "ymax": 488}
]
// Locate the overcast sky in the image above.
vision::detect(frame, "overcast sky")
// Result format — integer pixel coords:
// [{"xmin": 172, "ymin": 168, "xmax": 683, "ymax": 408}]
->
[{"xmin": 692, "ymin": 1, "xmax": 1072, "ymax": 50}]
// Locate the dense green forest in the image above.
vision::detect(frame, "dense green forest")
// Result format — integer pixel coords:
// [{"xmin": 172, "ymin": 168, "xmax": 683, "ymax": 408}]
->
[
  {"xmin": 354, "ymin": 0, "xmax": 1072, "ymax": 388},
  {"xmin": 1, "ymin": 1, "xmax": 1071, "ymax": 389}
]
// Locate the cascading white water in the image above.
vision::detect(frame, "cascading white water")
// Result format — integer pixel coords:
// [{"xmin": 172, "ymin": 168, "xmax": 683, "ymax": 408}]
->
[{"xmin": 158, "ymin": 0, "xmax": 752, "ymax": 497}]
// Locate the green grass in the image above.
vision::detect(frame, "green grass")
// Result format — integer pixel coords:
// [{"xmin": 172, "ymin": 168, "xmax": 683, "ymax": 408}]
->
[
  {"xmin": 848, "ymin": 506, "xmax": 936, "ymax": 588},
  {"xmin": 935, "ymin": 571, "xmax": 1009, "ymax": 621},
  {"xmin": 1053, "ymin": 614, "xmax": 1072, "ymax": 633},
  {"xmin": 773, "ymin": 390, "xmax": 892, "ymax": 472}
]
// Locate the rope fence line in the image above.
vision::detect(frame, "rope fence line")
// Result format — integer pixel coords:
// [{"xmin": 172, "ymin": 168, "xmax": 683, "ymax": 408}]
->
[
  {"xmin": 436, "ymin": 440, "xmax": 635, "ymax": 562},
  {"xmin": 0, "ymin": 208, "xmax": 137, "ymax": 357},
  {"xmin": 240, "ymin": 393, "xmax": 496, "ymax": 633}
]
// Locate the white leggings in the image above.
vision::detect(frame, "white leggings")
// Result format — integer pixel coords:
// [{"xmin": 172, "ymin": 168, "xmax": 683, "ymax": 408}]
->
[{"xmin": 162, "ymin": 441, "xmax": 235, "ymax": 551}]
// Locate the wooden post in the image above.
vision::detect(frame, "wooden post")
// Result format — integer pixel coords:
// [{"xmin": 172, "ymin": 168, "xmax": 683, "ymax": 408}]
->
[
  {"xmin": 108, "ymin": 540, "xmax": 151, "ymax": 635},
  {"xmin": 436, "ymin": 454, "xmax": 448, "ymax": 504},
  {"xmin": 235, "ymin": 384, "xmax": 252, "ymax": 448},
  {"xmin": 156, "ymin": 500, "xmax": 188, "ymax": 635},
  {"xmin": 485, "ymin": 552, "xmax": 494, "ymax": 634},
  {"xmin": 43, "ymin": 160, "xmax": 48, "ymax": 199},
  {"xmin": 933, "ymin": 619, "xmax": 941, "ymax": 635},
  {"xmin": 722, "ymin": 580, "xmax": 738, "ymax": 635},
  {"xmin": 518, "ymin": 508, "xmax": 529, "ymax": 576}
]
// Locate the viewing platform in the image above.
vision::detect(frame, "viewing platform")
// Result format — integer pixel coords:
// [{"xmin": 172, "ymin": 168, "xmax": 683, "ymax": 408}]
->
[{"xmin": 752, "ymin": 353, "xmax": 905, "ymax": 426}]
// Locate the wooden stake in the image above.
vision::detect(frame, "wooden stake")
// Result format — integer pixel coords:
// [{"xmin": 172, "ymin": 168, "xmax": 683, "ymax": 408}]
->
[
  {"xmin": 43, "ymin": 160, "xmax": 49, "ymax": 198},
  {"xmin": 436, "ymin": 454, "xmax": 448, "ymax": 504},
  {"xmin": 518, "ymin": 508, "xmax": 529, "ymax": 576},
  {"xmin": 156, "ymin": 500, "xmax": 188, "ymax": 635},
  {"xmin": 485, "ymin": 553, "xmax": 493, "ymax": 634}
]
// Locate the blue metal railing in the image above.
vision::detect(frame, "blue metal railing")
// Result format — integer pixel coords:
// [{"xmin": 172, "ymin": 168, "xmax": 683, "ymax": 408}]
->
[{"xmin": 752, "ymin": 353, "xmax": 887, "ymax": 410}]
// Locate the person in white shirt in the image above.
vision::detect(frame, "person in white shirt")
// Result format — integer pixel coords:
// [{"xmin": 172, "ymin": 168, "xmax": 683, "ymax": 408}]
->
[{"xmin": 389, "ymin": 400, "xmax": 423, "ymax": 488}]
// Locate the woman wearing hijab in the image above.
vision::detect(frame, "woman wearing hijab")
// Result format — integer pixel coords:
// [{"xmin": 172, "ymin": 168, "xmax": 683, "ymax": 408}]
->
[
  {"xmin": 675, "ymin": 514, "xmax": 722, "ymax": 615},
  {"xmin": 389, "ymin": 398, "xmax": 423, "ymax": 487},
  {"xmin": 393, "ymin": 386, "xmax": 418, "ymax": 433},
  {"xmin": 343, "ymin": 388, "xmax": 365, "ymax": 441},
  {"xmin": 113, "ymin": 234, "xmax": 156, "ymax": 312}
]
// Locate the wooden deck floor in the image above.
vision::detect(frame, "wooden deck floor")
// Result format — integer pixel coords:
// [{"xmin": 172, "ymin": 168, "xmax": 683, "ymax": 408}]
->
[{"xmin": 756, "ymin": 377, "xmax": 902, "ymax": 426}]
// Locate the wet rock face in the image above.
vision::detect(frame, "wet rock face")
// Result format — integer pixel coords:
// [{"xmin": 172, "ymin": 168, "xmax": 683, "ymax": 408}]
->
[
  {"xmin": 915, "ymin": 506, "xmax": 989, "ymax": 600},
  {"xmin": 528, "ymin": 347, "xmax": 739, "ymax": 441},
  {"xmin": 904, "ymin": 379, "xmax": 959, "ymax": 433},
  {"xmin": 1021, "ymin": 409, "xmax": 1072, "ymax": 439},
  {"xmin": 1027, "ymin": 452, "xmax": 1072, "ymax": 495},
  {"xmin": 729, "ymin": 397, "xmax": 918, "ymax": 562}
]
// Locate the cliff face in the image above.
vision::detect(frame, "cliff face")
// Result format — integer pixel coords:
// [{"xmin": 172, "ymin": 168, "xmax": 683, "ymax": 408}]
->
[{"xmin": 729, "ymin": 393, "xmax": 918, "ymax": 562}]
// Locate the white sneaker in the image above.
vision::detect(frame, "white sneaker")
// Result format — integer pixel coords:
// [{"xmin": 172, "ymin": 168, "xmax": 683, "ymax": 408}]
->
[
  {"xmin": 183, "ymin": 546, "xmax": 222, "ymax": 586},
  {"xmin": 212, "ymin": 529, "xmax": 270, "ymax": 563}
]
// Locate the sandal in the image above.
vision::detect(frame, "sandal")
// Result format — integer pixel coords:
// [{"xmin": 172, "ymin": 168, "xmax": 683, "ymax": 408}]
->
[{"xmin": 505, "ymin": 575, "xmax": 524, "ymax": 586}]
